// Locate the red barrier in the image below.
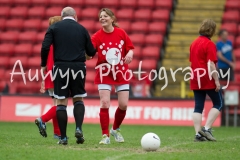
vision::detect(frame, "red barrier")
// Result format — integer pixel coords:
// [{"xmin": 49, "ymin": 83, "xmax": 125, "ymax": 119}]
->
[{"xmin": 0, "ymin": 95, "xmax": 221, "ymax": 126}]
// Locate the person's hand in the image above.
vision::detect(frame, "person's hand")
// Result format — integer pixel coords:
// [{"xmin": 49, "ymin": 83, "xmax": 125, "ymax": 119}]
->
[
  {"xmin": 215, "ymin": 80, "xmax": 221, "ymax": 92},
  {"xmin": 40, "ymin": 81, "xmax": 45, "ymax": 93},
  {"xmin": 124, "ymin": 51, "xmax": 133, "ymax": 64},
  {"xmin": 229, "ymin": 62, "xmax": 235, "ymax": 70},
  {"xmin": 85, "ymin": 54, "xmax": 92, "ymax": 60}
]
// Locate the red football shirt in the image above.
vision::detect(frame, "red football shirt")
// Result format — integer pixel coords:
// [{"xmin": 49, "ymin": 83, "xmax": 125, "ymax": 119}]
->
[
  {"xmin": 45, "ymin": 45, "xmax": 54, "ymax": 89},
  {"xmin": 91, "ymin": 27, "xmax": 134, "ymax": 85},
  {"xmin": 189, "ymin": 36, "xmax": 217, "ymax": 90}
]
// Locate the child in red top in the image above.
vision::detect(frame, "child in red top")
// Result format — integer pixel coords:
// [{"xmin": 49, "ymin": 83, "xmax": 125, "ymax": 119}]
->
[
  {"xmin": 36, "ymin": 16, "xmax": 61, "ymax": 139},
  {"xmin": 189, "ymin": 19, "xmax": 222, "ymax": 142},
  {"xmin": 89, "ymin": 8, "xmax": 134, "ymax": 144}
]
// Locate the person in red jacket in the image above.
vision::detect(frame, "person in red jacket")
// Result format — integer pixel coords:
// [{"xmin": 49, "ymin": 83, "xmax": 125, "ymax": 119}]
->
[
  {"xmin": 88, "ymin": 8, "xmax": 134, "ymax": 144},
  {"xmin": 190, "ymin": 19, "xmax": 222, "ymax": 142},
  {"xmin": 36, "ymin": 16, "xmax": 62, "ymax": 139}
]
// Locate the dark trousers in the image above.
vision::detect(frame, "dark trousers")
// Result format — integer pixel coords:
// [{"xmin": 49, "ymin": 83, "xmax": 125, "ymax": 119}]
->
[{"xmin": 193, "ymin": 89, "xmax": 223, "ymax": 113}]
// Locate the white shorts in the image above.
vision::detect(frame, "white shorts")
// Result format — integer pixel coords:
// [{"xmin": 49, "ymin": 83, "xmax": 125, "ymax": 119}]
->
[{"xmin": 98, "ymin": 84, "xmax": 129, "ymax": 92}]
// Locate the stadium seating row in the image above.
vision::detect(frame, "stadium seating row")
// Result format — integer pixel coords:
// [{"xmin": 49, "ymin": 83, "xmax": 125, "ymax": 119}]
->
[
  {"xmin": 0, "ymin": 0, "xmax": 173, "ymax": 10},
  {"xmin": 0, "ymin": 7, "xmax": 170, "ymax": 22},
  {"xmin": 0, "ymin": 19, "xmax": 167, "ymax": 35}
]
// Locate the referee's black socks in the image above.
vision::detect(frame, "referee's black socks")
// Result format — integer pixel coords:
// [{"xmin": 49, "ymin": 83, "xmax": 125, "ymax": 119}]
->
[
  {"xmin": 73, "ymin": 101, "xmax": 85, "ymax": 131},
  {"xmin": 56, "ymin": 105, "xmax": 68, "ymax": 139}
]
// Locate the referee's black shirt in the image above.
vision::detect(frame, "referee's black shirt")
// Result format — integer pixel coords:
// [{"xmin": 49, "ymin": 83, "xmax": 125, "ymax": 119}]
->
[{"xmin": 41, "ymin": 18, "xmax": 96, "ymax": 67}]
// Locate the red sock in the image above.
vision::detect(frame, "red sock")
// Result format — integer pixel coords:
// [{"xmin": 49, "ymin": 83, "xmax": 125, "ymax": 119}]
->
[
  {"xmin": 113, "ymin": 107, "xmax": 126, "ymax": 130},
  {"xmin": 41, "ymin": 106, "xmax": 56, "ymax": 122},
  {"xmin": 52, "ymin": 115, "xmax": 61, "ymax": 136},
  {"xmin": 99, "ymin": 108, "xmax": 109, "ymax": 136}
]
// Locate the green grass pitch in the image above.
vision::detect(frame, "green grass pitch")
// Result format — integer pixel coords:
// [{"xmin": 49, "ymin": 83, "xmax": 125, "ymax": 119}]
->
[{"xmin": 0, "ymin": 122, "xmax": 239, "ymax": 160}]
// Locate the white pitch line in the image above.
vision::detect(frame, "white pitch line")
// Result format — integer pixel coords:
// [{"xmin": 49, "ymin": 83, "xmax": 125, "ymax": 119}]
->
[{"xmin": 104, "ymin": 135, "xmax": 240, "ymax": 160}]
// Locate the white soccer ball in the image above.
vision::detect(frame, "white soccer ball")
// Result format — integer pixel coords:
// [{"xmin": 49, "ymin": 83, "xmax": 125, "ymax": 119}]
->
[{"xmin": 141, "ymin": 133, "xmax": 161, "ymax": 151}]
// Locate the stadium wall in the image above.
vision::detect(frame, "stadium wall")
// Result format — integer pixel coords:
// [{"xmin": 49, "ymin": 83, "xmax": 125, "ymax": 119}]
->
[{"xmin": 0, "ymin": 95, "xmax": 221, "ymax": 126}]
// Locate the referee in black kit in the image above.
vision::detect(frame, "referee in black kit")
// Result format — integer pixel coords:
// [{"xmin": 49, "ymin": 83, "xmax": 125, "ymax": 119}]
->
[{"xmin": 41, "ymin": 7, "xmax": 96, "ymax": 145}]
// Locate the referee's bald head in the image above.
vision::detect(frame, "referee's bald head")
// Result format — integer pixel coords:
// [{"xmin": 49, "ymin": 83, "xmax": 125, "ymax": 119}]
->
[{"xmin": 61, "ymin": 7, "xmax": 76, "ymax": 18}]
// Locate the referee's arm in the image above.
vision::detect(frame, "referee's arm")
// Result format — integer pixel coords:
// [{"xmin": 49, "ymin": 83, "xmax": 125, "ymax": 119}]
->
[
  {"xmin": 84, "ymin": 30, "xmax": 96, "ymax": 57},
  {"xmin": 41, "ymin": 27, "xmax": 54, "ymax": 67}
]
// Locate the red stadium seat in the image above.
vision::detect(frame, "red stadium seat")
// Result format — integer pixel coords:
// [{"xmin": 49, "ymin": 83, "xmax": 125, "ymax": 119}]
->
[
  {"xmin": 23, "ymin": 19, "xmax": 42, "ymax": 31},
  {"xmin": 155, "ymin": 0, "xmax": 173, "ymax": 10},
  {"xmin": 102, "ymin": 0, "xmax": 119, "ymax": 7},
  {"xmin": 46, "ymin": 7, "xmax": 62, "ymax": 18},
  {"xmin": 133, "ymin": 46, "xmax": 142, "ymax": 58},
  {"xmin": 221, "ymin": 23, "xmax": 237, "ymax": 35},
  {"xmin": 9, "ymin": 56, "xmax": 28, "ymax": 71},
  {"xmin": 9, "ymin": 6, "xmax": 28, "ymax": 18},
  {"xmin": 0, "ymin": 43, "xmax": 14, "ymax": 56},
  {"xmin": 130, "ymin": 21, "xmax": 148, "ymax": 33},
  {"xmin": 222, "ymin": 11, "xmax": 239, "ymax": 23},
  {"xmin": 85, "ymin": 0, "xmax": 102, "ymax": 7},
  {"xmin": 0, "ymin": 6, "xmax": 10, "ymax": 18},
  {"xmin": 0, "ymin": 0, "xmax": 13, "ymax": 6},
  {"xmin": 129, "ymin": 34, "xmax": 145, "ymax": 45},
  {"xmin": 66, "ymin": 0, "xmax": 84, "ymax": 6},
  {"xmin": 0, "ymin": 69, "xmax": 5, "ymax": 78},
  {"xmin": 31, "ymin": 0, "xmax": 49, "ymax": 6},
  {"xmin": 152, "ymin": 9, "xmax": 170, "ymax": 22},
  {"xmin": 0, "ymin": 18, "xmax": 6, "ymax": 30},
  {"xmin": 0, "ymin": 80, "xmax": 7, "ymax": 92},
  {"xmin": 37, "ymin": 31, "xmax": 46, "ymax": 43},
  {"xmin": 0, "ymin": 56, "xmax": 10, "ymax": 68},
  {"xmin": 118, "ymin": 21, "xmax": 131, "ymax": 33},
  {"xmin": 149, "ymin": 22, "xmax": 167, "ymax": 35},
  {"xmin": 235, "ymin": 36, "xmax": 240, "ymax": 48},
  {"xmin": 234, "ymin": 48, "xmax": 240, "ymax": 59},
  {"xmin": 86, "ymin": 70, "xmax": 96, "ymax": 82},
  {"xmin": 5, "ymin": 19, "xmax": 24, "ymax": 31},
  {"xmin": 32, "ymin": 43, "xmax": 42, "ymax": 56},
  {"xmin": 81, "ymin": 7, "xmax": 99, "ymax": 20},
  {"xmin": 134, "ymin": 9, "xmax": 151, "ymax": 20},
  {"xmin": 13, "ymin": 0, "xmax": 31, "ymax": 6},
  {"xmin": 142, "ymin": 46, "xmax": 160, "ymax": 59},
  {"xmin": 14, "ymin": 43, "xmax": 33, "ymax": 56},
  {"xmin": 41, "ymin": 20, "xmax": 49, "ymax": 31},
  {"xmin": 141, "ymin": 59, "xmax": 157, "ymax": 70},
  {"xmin": 49, "ymin": 0, "xmax": 67, "ymax": 6},
  {"xmin": 28, "ymin": 57, "xmax": 41, "ymax": 69},
  {"xmin": 0, "ymin": 31, "xmax": 19, "ymax": 43},
  {"xmin": 119, "ymin": 0, "xmax": 137, "ymax": 8},
  {"xmin": 137, "ymin": 0, "xmax": 154, "ymax": 9},
  {"xmin": 79, "ymin": 20, "xmax": 95, "ymax": 32},
  {"xmin": 225, "ymin": 1, "xmax": 240, "ymax": 10},
  {"xmin": 28, "ymin": 6, "xmax": 45, "ymax": 19},
  {"xmin": 129, "ymin": 59, "xmax": 139, "ymax": 70},
  {"xmin": 18, "ymin": 31, "xmax": 37, "ymax": 43},
  {"xmin": 116, "ymin": 9, "xmax": 134, "ymax": 20},
  {"xmin": 85, "ymin": 81, "xmax": 98, "ymax": 94},
  {"xmin": 86, "ymin": 57, "xmax": 98, "ymax": 70},
  {"xmin": 94, "ymin": 22, "xmax": 103, "ymax": 32},
  {"xmin": 145, "ymin": 34, "xmax": 163, "ymax": 46}
]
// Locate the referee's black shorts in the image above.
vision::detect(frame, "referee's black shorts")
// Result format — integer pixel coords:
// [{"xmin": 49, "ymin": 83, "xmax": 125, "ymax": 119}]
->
[{"xmin": 53, "ymin": 62, "xmax": 86, "ymax": 99}]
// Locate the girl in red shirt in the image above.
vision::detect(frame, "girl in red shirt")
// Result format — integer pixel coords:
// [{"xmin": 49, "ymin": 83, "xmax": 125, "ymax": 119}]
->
[
  {"xmin": 190, "ymin": 19, "xmax": 222, "ymax": 142},
  {"xmin": 36, "ymin": 16, "xmax": 62, "ymax": 139},
  {"xmin": 89, "ymin": 8, "xmax": 134, "ymax": 144}
]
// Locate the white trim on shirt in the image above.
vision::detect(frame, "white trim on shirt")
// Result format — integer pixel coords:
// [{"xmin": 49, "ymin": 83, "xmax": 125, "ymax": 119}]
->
[{"xmin": 63, "ymin": 16, "xmax": 76, "ymax": 21}]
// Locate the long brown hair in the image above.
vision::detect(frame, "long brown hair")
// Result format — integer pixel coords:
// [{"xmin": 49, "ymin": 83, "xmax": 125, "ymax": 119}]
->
[
  {"xmin": 49, "ymin": 16, "xmax": 62, "ymax": 26},
  {"xmin": 198, "ymin": 19, "xmax": 216, "ymax": 38},
  {"xmin": 98, "ymin": 8, "xmax": 119, "ymax": 27}
]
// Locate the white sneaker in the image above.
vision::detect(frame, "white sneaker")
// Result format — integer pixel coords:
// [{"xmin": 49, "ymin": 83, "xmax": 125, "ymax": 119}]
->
[
  {"xmin": 99, "ymin": 134, "xmax": 110, "ymax": 144},
  {"xmin": 110, "ymin": 128, "xmax": 124, "ymax": 143}
]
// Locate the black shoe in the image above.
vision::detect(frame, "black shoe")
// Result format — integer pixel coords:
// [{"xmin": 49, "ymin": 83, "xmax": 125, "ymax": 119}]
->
[
  {"xmin": 75, "ymin": 129, "xmax": 85, "ymax": 144},
  {"xmin": 35, "ymin": 118, "xmax": 47, "ymax": 137},
  {"xmin": 198, "ymin": 127, "xmax": 216, "ymax": 141},
  {"xmin": 194, "ymin": 135, "xmax": 207, "ymax": 142},
  {"xmin": 58, "ymin": 137, "xmax": 68, "ymax": 145}
]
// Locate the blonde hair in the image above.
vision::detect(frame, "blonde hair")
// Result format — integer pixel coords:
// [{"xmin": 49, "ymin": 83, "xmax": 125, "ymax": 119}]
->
[
  {"xmin": 198, "ymin": 19, "xmax": 216, "ymax": 38},
  {"xmin": 49, "ymin": 16, "xmax": 62, "ymax": 26},
  {"xmin": 98, "ymin": 8, "xmax": 119, "ymax": 27}
]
